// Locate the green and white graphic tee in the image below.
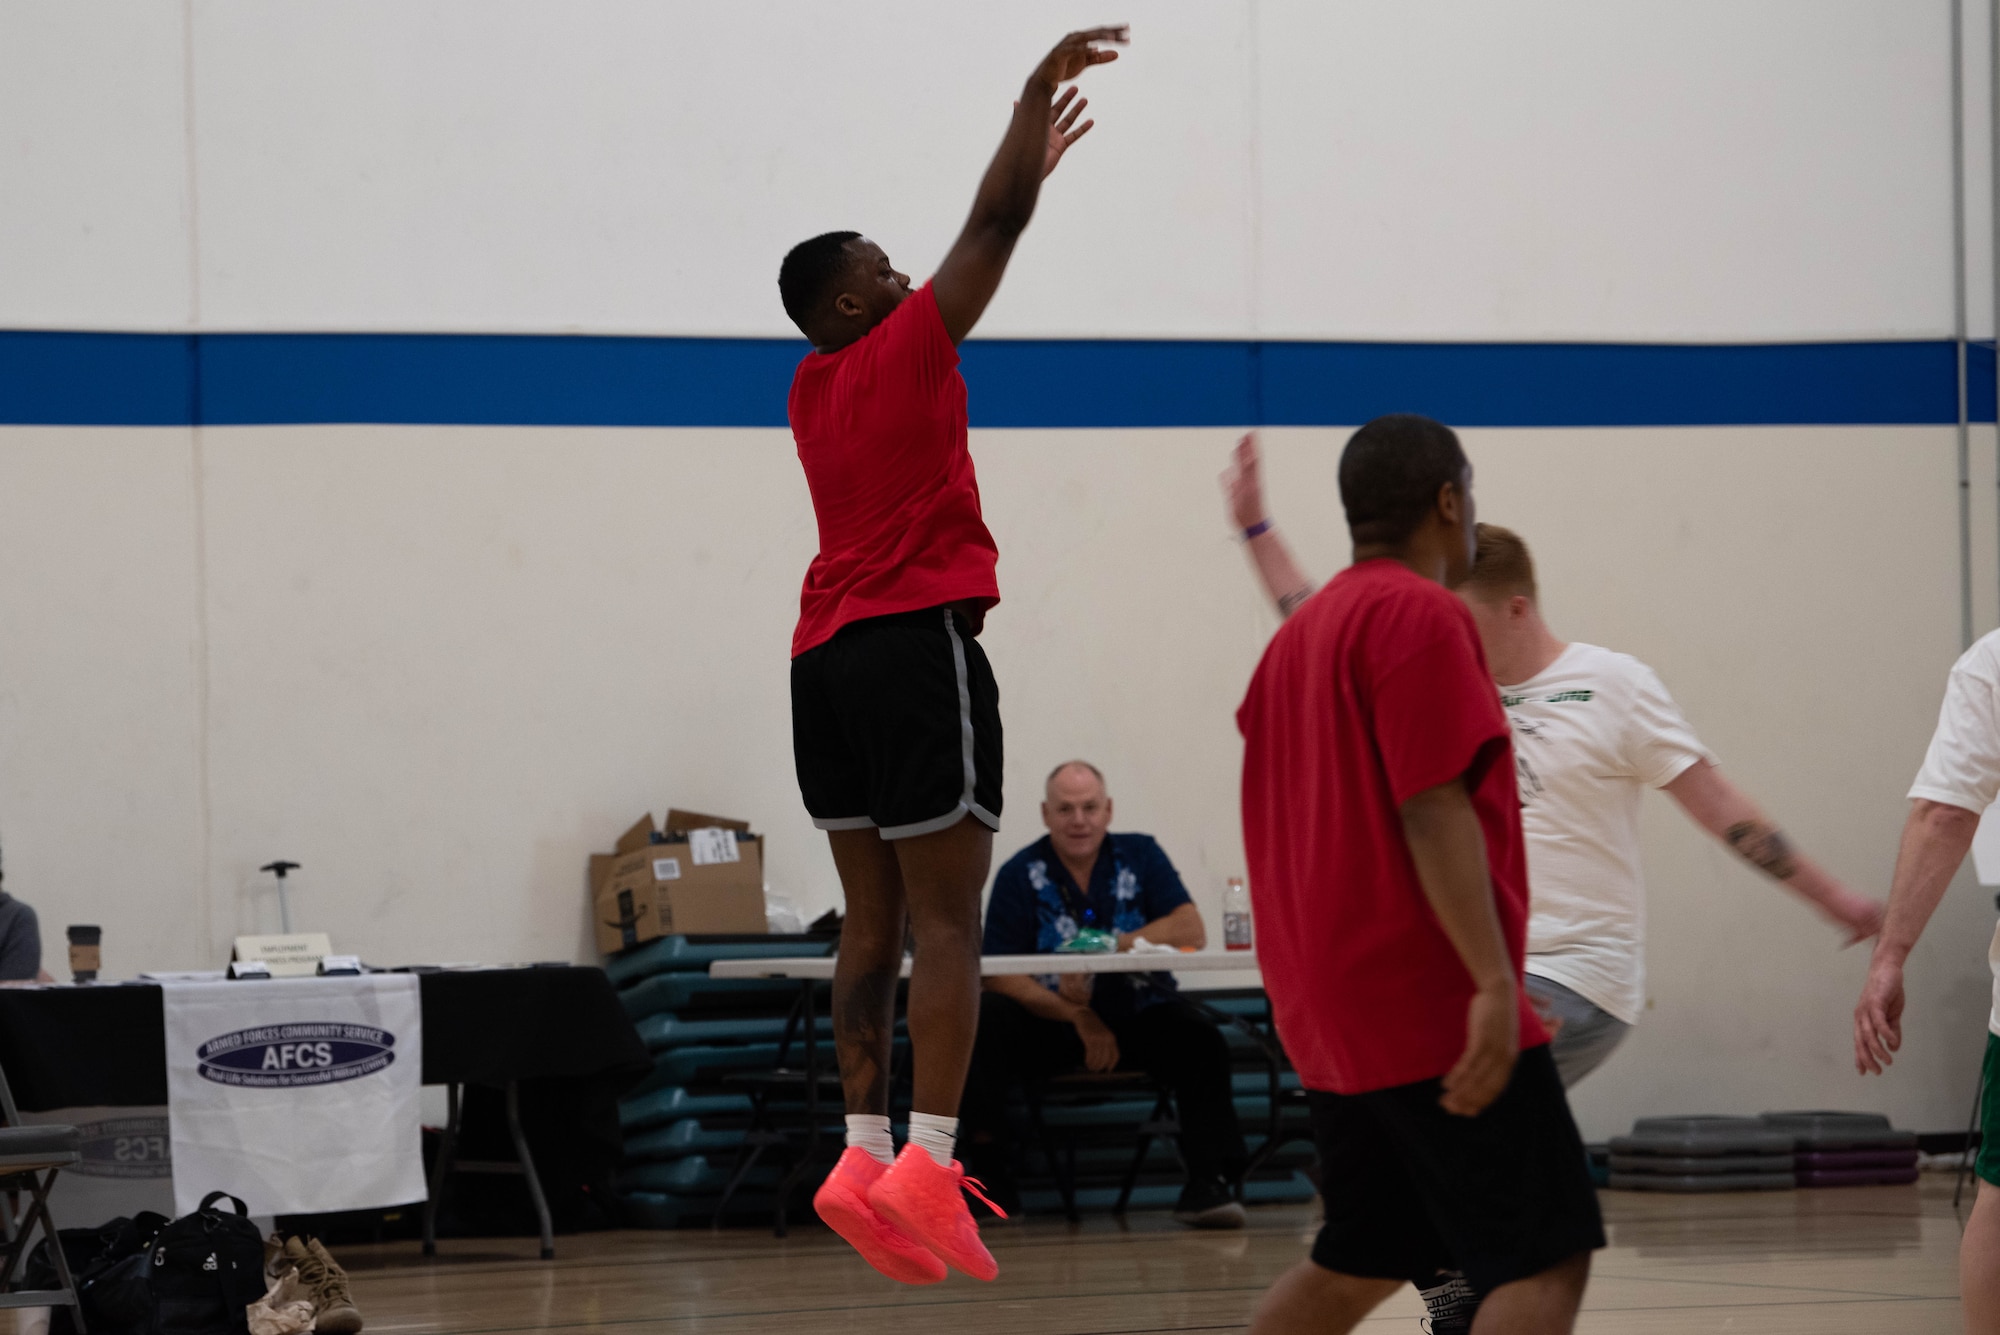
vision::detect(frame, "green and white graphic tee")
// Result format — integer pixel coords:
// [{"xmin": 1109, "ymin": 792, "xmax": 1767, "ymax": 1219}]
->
[
  {"xmin": 1907, "ymin": 628, "xmax": 2000, "ymax": 1036},
  {"xmin": 1503, "ymin": 642, "xmax": 1711, "ymax": 1024}
]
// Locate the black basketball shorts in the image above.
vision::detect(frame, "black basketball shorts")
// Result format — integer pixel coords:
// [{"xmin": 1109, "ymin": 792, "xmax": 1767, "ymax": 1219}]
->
[
  {"xmin": 790, "ymin": 605, "xmax": 1003, "ymax": 839},
  {"xmin": 1308, "ymin": 1044, "xmax": 1604, "ymax": 1296}
]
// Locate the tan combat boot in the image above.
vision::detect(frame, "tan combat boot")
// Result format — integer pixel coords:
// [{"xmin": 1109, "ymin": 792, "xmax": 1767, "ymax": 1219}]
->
[
  {"xmin": 264, "ymin": 1232, "xmax": 291, "ymax": 1280},
  {"xmin": 283, "ymin": 1236, "xmax": 364, "ymax": 1334}
]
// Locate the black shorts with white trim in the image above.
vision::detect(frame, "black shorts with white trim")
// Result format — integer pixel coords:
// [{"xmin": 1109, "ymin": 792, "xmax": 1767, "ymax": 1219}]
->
[{"xmin": 790, "ymin": 604, "xmax": 1003, "ymax": 840}]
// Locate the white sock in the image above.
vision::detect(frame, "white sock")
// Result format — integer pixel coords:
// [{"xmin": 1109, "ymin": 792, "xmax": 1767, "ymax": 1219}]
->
[
  {"xmin": 845, "ymin": 1114, "xmax": 894, "ymax": 1166},
  {"xmin": 907, "ymin": 1111, "xmax": 958, "ymax": 1168}
]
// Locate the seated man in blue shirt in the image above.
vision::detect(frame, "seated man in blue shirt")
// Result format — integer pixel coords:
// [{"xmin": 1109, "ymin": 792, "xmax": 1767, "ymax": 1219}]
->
[
  {"xmin": 963, "ymin": 760, "xmax": 1248, "ymax": 1227},
  {"xmin": 0, "ymin": 848, "xmax": 47, "ymax": 984}
]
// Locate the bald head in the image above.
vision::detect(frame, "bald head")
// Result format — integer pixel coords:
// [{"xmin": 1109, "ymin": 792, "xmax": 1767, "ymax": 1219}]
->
[
  {"xmin": 1045, "ymin": 759, "xmax": 1106, "ymax": 799},
  {"xmin": 1043, "ymin": 761, "xmax": 1113, "ymax": 869}
]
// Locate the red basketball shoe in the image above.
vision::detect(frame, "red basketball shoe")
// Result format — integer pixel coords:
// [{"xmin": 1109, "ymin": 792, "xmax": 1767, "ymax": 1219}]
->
[
  {"xmin": 813, "ymin": 1147, "xmax": 947, "ymax": 1285},
  {"xmin": 866, "ymin": 1144, "xmax": 1004, "ymax": 1282}
]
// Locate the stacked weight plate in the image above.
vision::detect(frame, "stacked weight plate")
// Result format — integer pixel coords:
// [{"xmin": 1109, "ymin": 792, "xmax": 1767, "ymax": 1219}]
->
[
  {"xmin": 1760, "ymin": 1111, "xmax": 1920, "ymax": 1187},
  {"xmin": 1607, "ymin": 1116, "xmax": 1797, "ymax": 1192}
]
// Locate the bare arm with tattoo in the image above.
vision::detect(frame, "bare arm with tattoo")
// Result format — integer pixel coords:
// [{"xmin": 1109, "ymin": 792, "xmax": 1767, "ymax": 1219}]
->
[
  {"xmin": 1221, "ymin": 432, "xmax": 1317, "ymax": 619},
  {"xmin": 1663, "ymin": 759, "xmax": 1884, "ymax": 941}
]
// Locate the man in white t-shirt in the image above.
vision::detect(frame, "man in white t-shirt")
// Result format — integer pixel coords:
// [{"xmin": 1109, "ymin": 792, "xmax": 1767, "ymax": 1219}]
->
[
  {"xmin": 1453, "ymin": 522, "xmax": 1881, "ymax": 1080},
  {"xmin": 1854, "ymin": 627, "xmax": 2000, "ymax": 1333},
  {"xmin": 1223, "ymin": 435, "xmax": 1883, "ymax": 1087}
]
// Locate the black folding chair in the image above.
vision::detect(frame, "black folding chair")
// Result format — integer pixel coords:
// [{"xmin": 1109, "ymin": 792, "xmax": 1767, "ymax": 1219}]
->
[
  {"xmin": 1026, "ymin": 1070, "xmax": 1178, "ymax": 1222},
  {"xmin": 1023, "ymin": 988, "xmax": 1301, "ymax": 1221},
  {"xmin": 1189, "ymin": 996, "xmax": 1313, "ymax": 1180},
  {"xmin": 713, "ymin": 979, "xmax": 847, "ymax": 1236},
  {"xmin": 0, "ymin": 1063, "xmax": 84, "ymax": 1333}
]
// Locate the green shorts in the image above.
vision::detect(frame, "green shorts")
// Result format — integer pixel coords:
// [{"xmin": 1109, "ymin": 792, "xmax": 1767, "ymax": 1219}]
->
[{"xmin": 1980, "ymin": 1034, "xmax": 2000, "ymax": 1186}]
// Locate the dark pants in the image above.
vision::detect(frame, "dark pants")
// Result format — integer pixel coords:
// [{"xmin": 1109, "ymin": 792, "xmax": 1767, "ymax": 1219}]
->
[{"xmin": 959, "ymin": 991, "xmax": 1248, "ymax": 1183}]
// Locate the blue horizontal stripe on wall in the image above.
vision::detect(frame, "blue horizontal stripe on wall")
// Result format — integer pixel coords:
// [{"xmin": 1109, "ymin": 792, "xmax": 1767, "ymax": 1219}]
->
[
  {"xmin": 0, "ymin": 332, "xmax": 197, "ymax": 426},
  {"xmin": 202, "ymin": 334, "xmax": 807, "ymax": 428},
  {"xmin": 959, "ymin": 341, "xmax": 1260, "ymax": 427},
  {"xmin": 0, "ymin": 330, "xmax": 1994, "ymax": 428},
  {"xmin": 1267, "ymin": 340, "xmax": 1983, "ymax": 429}
]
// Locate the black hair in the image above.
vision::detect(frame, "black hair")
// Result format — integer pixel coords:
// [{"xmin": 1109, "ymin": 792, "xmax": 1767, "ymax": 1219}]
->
[
  {"xmin": 778, "ymin": 231, "xmax": 862, "ymax": 334},
  {"xmin": 1337, "ymin": 414, "xmax": 1468, "ymax": 546}
]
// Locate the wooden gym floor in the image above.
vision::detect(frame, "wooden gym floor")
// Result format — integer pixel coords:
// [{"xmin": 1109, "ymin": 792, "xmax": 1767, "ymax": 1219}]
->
[{"xmin": 341, "ymin": 1178, "xmax": 1967, "ymax": 1334}]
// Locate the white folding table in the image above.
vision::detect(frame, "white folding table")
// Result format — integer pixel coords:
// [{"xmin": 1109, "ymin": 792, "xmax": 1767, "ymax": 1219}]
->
[{"xmin": 707, "ymin": 950, "xmax": 1259, "ymax": 981}]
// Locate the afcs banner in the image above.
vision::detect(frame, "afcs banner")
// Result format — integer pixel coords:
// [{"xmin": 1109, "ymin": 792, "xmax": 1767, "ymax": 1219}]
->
[{"xmin": 162, "ymin": 974, "xmax": 424, "ymax": 1216}]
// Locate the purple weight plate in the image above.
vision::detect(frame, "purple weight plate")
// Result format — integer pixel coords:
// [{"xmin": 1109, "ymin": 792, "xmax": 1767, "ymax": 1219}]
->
[
  {"xmin": 1795, "ymin": 1149, "xmax": 1920, "ymax": 1170},
  {"xmin": 1796, "ymin": 1166, "xmax": 1921, "ymax": 1188}
]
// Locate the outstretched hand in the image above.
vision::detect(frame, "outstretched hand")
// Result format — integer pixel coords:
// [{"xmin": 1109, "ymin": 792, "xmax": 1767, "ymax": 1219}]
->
[
  {"xmin": 1829, "ymin": 891, "xmax": 1887, "ymax": 946},
  {"xmin": 1221, "ymin": 431, "xmax": 1268, "ymax": 532},
  {"xmin": 1037, "ymin": 87, "xmax": 1095, "ymax": 178},
  {"xmin": 1853, "ymin": 953, "xmax": 1906, "ymax": 1075},
  {"xmin": 933, "ymin": 25, "xmax": 1126, "ymax": 347},
  {"xmin": 1033, "ymin": 26, "xmax": 1128, "ymax": 89}
]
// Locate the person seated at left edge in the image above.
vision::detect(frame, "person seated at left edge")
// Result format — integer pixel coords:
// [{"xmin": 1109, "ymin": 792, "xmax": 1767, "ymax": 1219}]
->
[{"xmin": 962, "ymin": 760, "xmax": 1248, "ymax": 1227}]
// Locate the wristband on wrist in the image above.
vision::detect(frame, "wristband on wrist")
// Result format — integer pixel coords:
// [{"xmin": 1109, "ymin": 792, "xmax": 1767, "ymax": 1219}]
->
[{"xmin": 1242, "ymin": 518, "xmax": 1273, "ymax": 540}]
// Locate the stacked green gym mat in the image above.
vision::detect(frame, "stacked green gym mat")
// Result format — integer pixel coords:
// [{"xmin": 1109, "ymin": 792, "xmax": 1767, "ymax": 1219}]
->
[
  {"xmin": 610, "ymin": 934, "xmax": 1317, "ymax": 1226},
  {"xmin": 612, "ymin": 934, "xmax": 839, "ymax": 1228}
]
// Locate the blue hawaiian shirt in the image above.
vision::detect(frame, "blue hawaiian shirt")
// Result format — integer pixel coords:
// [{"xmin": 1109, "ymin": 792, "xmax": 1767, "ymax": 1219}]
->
[{"xmin": 983, "ymin": 833, "xmax": 1193, "ymax": 1019}]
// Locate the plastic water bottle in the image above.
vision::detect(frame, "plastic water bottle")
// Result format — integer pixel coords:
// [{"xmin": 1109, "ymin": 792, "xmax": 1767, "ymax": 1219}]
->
[{"xmin": 1222, "ymin": 877, "xmax": 1253, "ymax": 951}]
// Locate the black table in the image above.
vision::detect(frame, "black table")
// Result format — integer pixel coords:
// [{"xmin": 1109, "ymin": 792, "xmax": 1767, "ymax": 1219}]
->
[
  {"xmin": 0, "ymin": 967, "xmax": 650, "ymax": 1255},
  {"xmin": 0, "ymin": 966, "xmax": 648, "ymax": 1108}
]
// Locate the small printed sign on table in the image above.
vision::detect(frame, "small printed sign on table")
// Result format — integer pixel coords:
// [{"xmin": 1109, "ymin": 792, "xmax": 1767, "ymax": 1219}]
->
[{"xmin": 232, "ymin": 933, "xmax": 334, "ymax": 979}]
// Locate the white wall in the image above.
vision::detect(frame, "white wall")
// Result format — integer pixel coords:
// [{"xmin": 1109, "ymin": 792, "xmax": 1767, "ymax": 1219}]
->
[
  {"xmin": 0, "ymin": 419, "xmax": 1988, "ymax": 1140},
  {"xmin": 0, "ymin": 429, "xmax": 208, "ymax": 962},
  {"xmin": 1258, "ymin": 2, "xmax": 1961, "ymax": 339},
  {"xmin": 0, "ymin": 4, "xmax": 193, "ymax": 329},
  {"xmin": 2, "ymin": 2, "xmax": 1999, "ymax": 1139},
  {"xmin": 0, "ymin": 1, "xmax": 1985, "ymax": 338}
]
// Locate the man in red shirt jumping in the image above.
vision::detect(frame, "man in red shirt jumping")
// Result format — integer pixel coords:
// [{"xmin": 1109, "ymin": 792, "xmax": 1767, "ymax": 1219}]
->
[
  {"xmin": 1237, "ymin": 416, "xmax": 1602, "ymax": 1335},
  {"xmin": 775, "ymin": 25, "xmax": 1127, "ymax": 1287}
]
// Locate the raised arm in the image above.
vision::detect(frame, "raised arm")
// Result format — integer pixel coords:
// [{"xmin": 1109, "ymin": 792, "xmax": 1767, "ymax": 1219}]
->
[
  {"xmin": 1854, "ymin": 799, "xmax": 1981, "ymax": 1074},
  {"xmin": 1221, "ymin": 432, "xmax": 1318, "ymax": 618},
  {"xmin": 1400, "ymin": 777, "xmax": 1519, "ymax": 1116},
  {"xmin": 932, "ymin": 27, "xmax": 1126, "ymax": 344},
  {"xmin": 1662, "ymin": 759, "xmax": 1884, "ymax": 941}
]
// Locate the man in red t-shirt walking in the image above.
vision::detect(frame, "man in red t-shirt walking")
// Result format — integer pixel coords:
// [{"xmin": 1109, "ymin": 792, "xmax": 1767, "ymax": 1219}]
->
[
  {"xmin": 774, "ymin": 26, "xmax": 1127, "ymax": 1286},
  {"xmin": 1237, "ymin": 416, "xmax": 1602, "ymax": 1334}
]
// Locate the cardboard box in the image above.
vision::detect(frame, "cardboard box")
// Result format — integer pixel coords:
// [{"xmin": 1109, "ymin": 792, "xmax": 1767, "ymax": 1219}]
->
[
  {"xmin": 664, "ymin": 809, "xmax": 749, "ymax": 835},
  {"xmin": 590, "ymin": 814, "xmax": 659, "ymax": 904},
  {"xmin": 615, "ymin": 814, "xmax": 659, "ymax": 853},
  {"xmin": 592, "ymin": 811, "xmax": 768, "ymax": 954}
]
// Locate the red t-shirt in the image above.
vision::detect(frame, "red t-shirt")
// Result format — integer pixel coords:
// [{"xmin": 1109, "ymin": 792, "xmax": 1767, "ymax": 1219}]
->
[
  {"xmin": 788, "ymin": 283, "xmax": 1000, "ymax": 657},
  {"xmin": 1236, "ymin": 558, "xmax": 1547, "ymax": 1095}
]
